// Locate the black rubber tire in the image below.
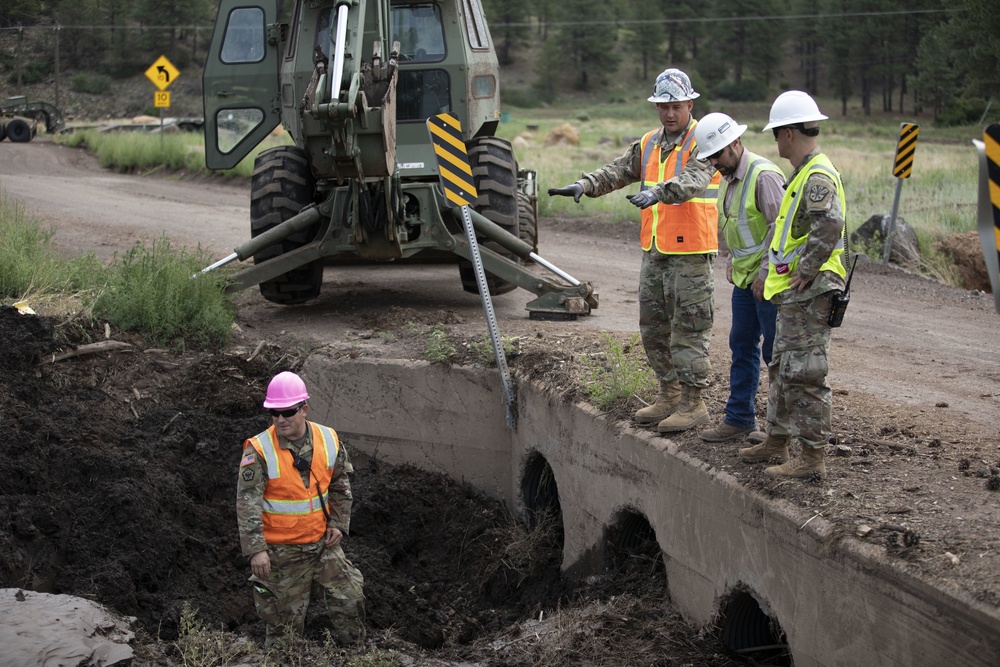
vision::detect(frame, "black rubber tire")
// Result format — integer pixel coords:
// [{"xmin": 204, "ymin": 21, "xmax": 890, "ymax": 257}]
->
[
  {"xmin": 7, "ymin": 119, "xmax": 32, "ymax": 143},
  {"xmin": 0, "ymin": 124, "xmax": 6, "ymax": 142},
  {"xmin": 459, "ymin": 137, "xmax": 522, "ymax": 296},
  {"xmin": 250, "ymin": 146, "xmax": 323, "ymax": 305},
  {"xmin": 516, "ymin": 190, "xmax": 538, "ymax": 256}
]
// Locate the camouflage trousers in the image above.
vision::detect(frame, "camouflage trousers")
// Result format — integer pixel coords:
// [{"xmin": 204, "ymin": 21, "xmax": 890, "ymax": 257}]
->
[
  {"xmin": 638, "ymin": 251, "xmax": 714, "ymax": 387},
  {"xmin": 766, "ymin": 292, "xmax": 835, "ymax": 450},
  {"xmin": 251, "ymin": 539, "xmax": 366, "ymax": 645}
]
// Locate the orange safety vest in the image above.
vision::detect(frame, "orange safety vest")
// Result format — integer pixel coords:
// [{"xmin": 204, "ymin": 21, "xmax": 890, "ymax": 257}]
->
[
  {"xmin": 638, "ymin": 122, "xmax": 720, "ymax": 254},
  {"xmin": 244, "ymin": 421, "xmax": 341, "ymax": 545}
]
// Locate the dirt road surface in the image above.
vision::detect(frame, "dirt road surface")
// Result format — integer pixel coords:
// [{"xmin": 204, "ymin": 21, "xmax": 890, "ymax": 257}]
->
[{"xmin": 3, "ymin": 138, "xmax": 1000, "ymax": 613}]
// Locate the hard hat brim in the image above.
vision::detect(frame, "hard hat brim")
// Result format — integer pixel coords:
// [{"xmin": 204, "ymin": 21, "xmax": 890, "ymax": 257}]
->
[
  {"xmin": 648, "ymin": 92, "xmax": 700, "ymax": 103},
  {"xmin": 762, "ymin": 113, "xmax": 828, "ymax": 131}
]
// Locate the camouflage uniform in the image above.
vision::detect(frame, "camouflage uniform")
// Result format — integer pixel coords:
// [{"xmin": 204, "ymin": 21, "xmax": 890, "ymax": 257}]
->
[
  {"xmin": 766, "ymin": 150, "xmax": 846, "ymax": 450},
  {"xmin": 575, "ymin": 119, "xmax": 717, "ymax": 386},
  {"xmin": 236, "ymin": 423, "xmax": 366, "ymax": 644}
]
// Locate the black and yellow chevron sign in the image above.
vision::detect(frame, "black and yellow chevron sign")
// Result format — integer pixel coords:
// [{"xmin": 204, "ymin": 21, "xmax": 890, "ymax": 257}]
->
[
  {"xmin": 892, "ymin": 122, "xmax": 919, "ymax": 178},
  {"xmin": 985, "ymin": 124, "xmax": 1000, "ymax": 287},
  {"xmin": 426, "ymin": 113, "xmax": 478, "ymax": 208}
]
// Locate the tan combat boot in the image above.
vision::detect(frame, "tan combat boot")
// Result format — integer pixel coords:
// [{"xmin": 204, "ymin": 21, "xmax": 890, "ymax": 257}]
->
[
  {"xmin": 701, "ymin": 422, "xmax": 754, "ymax": 442},
  {"xmin": 764, "ymin": 445, "xmax": 826, "ymax": 480},
  {"xmin": 635, "ymin": 380, "xmax": 681, "ymax": 424},
  {"xmin": 739, "ymin": 434, "xmax": 790, "ymax": 463},
  {"xmin": 657, "ymin": 385, "xmax": 709, "ymax": 433}
]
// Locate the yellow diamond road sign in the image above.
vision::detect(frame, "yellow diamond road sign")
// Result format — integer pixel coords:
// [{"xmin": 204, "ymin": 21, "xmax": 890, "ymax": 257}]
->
[{"xmin": 145, "ymin": 56, "xmax": 180, "ymax": 91}]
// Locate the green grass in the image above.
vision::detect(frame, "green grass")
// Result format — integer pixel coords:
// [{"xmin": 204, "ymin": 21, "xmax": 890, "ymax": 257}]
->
[
  {"xmin": 0, "ymin": 189, "xmax": 106, "ymax": 301},
  {"xmin": 0, "ymin": 187, "xmax": 234, "ymax": 350},
  {"xmin": 92, "ymin": 238, "xmax": 234, "ymax": 350},
  {"xmin": 424, "ymin": 329, "xmax": 456, "ymax": 363},
  {"xmin": 581, "ymin": 333, "xmax": 656, "ymax": 411},
  {"xmin": 58, "ymin": 128, "xmax": 292, "ymax": 178}
]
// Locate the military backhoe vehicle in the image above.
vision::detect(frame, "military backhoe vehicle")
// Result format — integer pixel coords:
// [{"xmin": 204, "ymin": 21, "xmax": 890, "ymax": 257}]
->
[
  {"xmin": 0, "ymin": 96, "xmax": 64, "ymax": 142},
  {"xmin": 201, "ymin": 0, "xmax": 596, "ymax": 318}
]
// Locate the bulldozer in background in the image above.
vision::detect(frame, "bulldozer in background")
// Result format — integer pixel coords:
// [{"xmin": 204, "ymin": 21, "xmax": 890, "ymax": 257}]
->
[{"xmin": 201, "ymin": 0, "xmax": 596, "ymax": 318}]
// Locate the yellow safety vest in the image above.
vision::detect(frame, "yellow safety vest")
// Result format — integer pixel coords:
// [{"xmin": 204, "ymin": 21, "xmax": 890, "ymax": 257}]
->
[
  {"xmin": 719, "ymin": 151, "xmax": 783, "ymax": 288},
  {"xmin": 764, "ymin": 153, "xmax": 846, "ymax": 300}
]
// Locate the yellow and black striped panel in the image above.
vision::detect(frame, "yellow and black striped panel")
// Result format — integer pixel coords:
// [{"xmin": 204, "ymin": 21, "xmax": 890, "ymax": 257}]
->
[
  {"xmin": 892, "ymin": 122, "xmax": 919, "ymax": 178},
  {"xmin": 986, "ymin": 124, "xmax": 1000, "ymax": 285},
  {"xmin": 426, "ymin": 113, "xmax": 478, "ymax": 208}
]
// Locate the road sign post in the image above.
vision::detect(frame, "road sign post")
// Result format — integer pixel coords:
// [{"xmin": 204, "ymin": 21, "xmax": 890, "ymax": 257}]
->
[
  {"xmin": 145, "ymin": 56, "xmax": 180, "ymax": 136},
  {"xmin": 883, "ymin": 122, "xmax": 919, "ymax": 264},
  {"xmin": 426, "ymin": 112, "xmax": 517, "ymax": 428}
]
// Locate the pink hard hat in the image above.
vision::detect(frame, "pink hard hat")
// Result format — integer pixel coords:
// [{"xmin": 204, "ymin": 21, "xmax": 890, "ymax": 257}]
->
[{"xmin": 263, "ymin": 371, "xmax": 310, "ymax": 408}]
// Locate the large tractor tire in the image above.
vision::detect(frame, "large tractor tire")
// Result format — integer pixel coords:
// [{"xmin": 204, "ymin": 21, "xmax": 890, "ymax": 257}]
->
[
  {"xmin": 0, "ymin": 124, "xmax": 6, "ymax": 142},
  {"xmin": 517, "ymin": 190, "xmax": 538, "ymax": 256},
  {"xmin": 250, "ymin": 146, "xmax": 323, "ymax": 305},
  {"xmin": 6, "ymin": 119, "xmax": 33, "ymax": 143},
  {"xmin": 459, "ymin": 136, "xmax": 526, "ymax": 296}
]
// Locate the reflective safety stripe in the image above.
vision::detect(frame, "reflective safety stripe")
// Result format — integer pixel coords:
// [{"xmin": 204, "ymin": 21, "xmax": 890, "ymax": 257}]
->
[
  {"xmin": 255, "ymin": 429, "xmax": 282, "ymax": 479},
  {"xmin": 262, "ymin": 491, "xmax": 330, "ymax": 515},
  {"xmin": 313, "ymin": 424, "xmax": 339, "ymax": 470}
]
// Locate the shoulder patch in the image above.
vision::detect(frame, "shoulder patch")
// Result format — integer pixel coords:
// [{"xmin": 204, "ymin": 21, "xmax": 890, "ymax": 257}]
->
[
  {"xmin": 241, "ymin": 451, "xmax": 256, "ymax": 467},
  {"xmin": 241, "ymin": 467, "xmax": 256, "ymax": 482},
  {"xmin": 804, "ymin": 173, "xmax": 836, "ymax": 212},
  {"xmin": 808, "ymin": 183, "xmax": 830, "ymax": 203}
]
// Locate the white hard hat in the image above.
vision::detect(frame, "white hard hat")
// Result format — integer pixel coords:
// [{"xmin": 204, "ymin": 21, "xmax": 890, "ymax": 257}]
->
[
  {"xmin": 763, "ymin": 90, "xmax": 828, "ymax": 130},
  {"xmin": 648, "ymin": 68, "xmax": 699, "ymax": 103},
  {"xmin": 694, "ymin": 112, "xmax": 746, "ymax": 158}
]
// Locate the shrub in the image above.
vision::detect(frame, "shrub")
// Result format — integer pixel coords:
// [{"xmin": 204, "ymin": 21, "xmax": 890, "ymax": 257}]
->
[{"xmin": 71, "ymin": 73, "xmax": 113, "ymax": 95}]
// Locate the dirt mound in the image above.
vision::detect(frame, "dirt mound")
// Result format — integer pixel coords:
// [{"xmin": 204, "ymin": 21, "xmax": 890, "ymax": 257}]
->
[{"xmin": 932, "ymin": 231, "xmax": 991, "ymax": 292}]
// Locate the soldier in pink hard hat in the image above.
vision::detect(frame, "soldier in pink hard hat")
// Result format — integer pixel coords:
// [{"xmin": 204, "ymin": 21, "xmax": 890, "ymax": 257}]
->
[{"xmin": 236, "ymin": 371, "xmax": 366, "ymax": 645}]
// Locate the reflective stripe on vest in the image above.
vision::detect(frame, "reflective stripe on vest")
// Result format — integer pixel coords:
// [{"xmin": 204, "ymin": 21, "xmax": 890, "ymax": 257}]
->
[
  {"xmin": 764, "ymin": 153, "xmax": 847, "ymax": 299},
  {"xmin": 719, "ymin": 153, "xmax": 783, "ymax": 288},
  {"xmin": 247, "ymin": 422, "xmax": 341, "ymax": 544},
  {"xmin": 638, "ymin": 121, "xmax": 720, "ymax": 255}
]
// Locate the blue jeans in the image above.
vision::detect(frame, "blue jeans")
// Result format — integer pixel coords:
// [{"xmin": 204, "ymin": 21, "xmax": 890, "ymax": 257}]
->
[{"xmin": 724, "ymin": 284, "xmax": 777, "ymax": 429}]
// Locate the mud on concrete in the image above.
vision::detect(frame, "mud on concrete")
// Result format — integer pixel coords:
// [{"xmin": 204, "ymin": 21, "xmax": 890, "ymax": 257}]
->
[{"xmin": 0, "ymin": 306, "xmax": 742, "ymax": 666}]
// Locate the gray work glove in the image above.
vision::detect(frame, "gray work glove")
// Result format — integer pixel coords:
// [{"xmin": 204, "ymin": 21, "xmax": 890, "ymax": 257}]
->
[
  {"xmin": 626, "ymin": 190, "xmax": 659, "ymax": 209},
  {"xmin": 547, "ymin": 183, "xmax": 584, "ymax": 203}
]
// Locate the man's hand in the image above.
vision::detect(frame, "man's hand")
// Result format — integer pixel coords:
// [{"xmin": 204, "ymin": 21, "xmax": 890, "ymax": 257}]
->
[
  {"xmin": 751, "ymin": 275, "xmax": 765, "ymax": 301},
  {"xmin": 547, "ymin": 183, "xmax": 584, "ymax": 203},
  {"xmin": 250, "ymin": 550, "xmax": 271, "ymax": 578},
  {"xmin": 725, "ymin": 264, "xmax": 734, "ymax": 285},
  {"xmin": 626, "ymin": 190, "xmax": 658, "ymax": 209},
  {"xmin": 325, "ymin": 526, "xmax": 343, "ymax": 547},
  {"xmin": 788, "ymin": 272, "xmax": 813, "ymax": 293}
]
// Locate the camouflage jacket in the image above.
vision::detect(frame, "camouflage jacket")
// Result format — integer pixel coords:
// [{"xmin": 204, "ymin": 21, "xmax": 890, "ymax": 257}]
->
[
  {"xmin": 236, "ymin": 422, "xmax": 355, "ymax": 557},
  {"xmin": 575, "ymin": 117, "xmax": 715, "ymax": 204},
  {"xmin": 772, "ymin": 150, "xmax": 847, "ymax": 305}
]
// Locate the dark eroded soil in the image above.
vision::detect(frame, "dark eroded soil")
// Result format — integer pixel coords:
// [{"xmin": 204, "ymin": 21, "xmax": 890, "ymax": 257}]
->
[{"xmin": 0, "ymin": 307, "xmax": 741, "ymax": 666}]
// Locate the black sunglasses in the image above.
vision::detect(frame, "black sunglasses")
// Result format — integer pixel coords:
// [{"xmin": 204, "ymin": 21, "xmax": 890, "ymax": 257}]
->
[
  {"xmin": 268, "ymin": 403, "xmax": 304, "ymax": 419},
  {"xmin": 706, "ymin": 146, "xmax": 726, "ymax": 161}
]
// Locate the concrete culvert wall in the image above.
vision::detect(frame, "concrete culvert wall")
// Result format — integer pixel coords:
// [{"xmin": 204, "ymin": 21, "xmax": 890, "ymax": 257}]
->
[
  {"xmin": 720, "ymin": 588, "xmax": 790, "ymax": 666},
  {"xmin": 306, "ymin": 354, "xmax": 1000, "ymax": 667}
]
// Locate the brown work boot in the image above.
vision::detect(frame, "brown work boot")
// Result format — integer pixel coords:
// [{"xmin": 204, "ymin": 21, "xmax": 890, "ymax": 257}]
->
[
  {"xmin": 657, "ymin": 385, "xmax": 709, "ymax": 433},
  {"xmin": 739, "ymin": 434, "xmax": 790, "ymax": 463},
  {"xmin": 746, "ymin": 430, "xmax": 767, "ymax": 444},
  {"xmin": 701, "ymin": 422, "xmax": 754, "ymax": 442},
  {"xmin": 635, "ymin": 380, "xmax": 681, "ymax": 424},
  {"xmin": 764, "ymin": 445, "xmax": 827, "ymax": 480}
]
